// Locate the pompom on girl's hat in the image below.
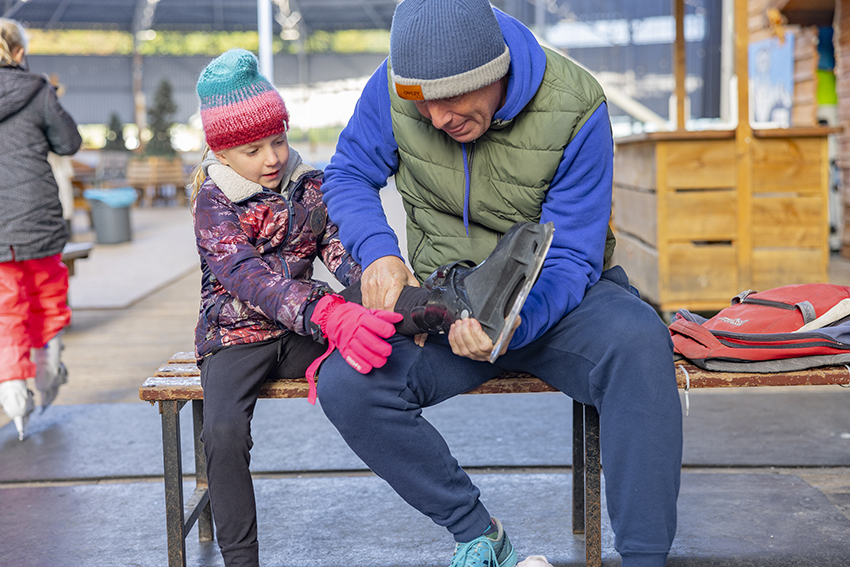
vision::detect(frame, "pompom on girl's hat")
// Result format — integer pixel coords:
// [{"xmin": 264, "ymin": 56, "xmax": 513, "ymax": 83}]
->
[
  {"xmin": 196, "ymin": 48, "xmax": 289, "ymax": 152},
  {"xmin": 389, "ymin": 0, "xmax": 510, "ymax": 101}
]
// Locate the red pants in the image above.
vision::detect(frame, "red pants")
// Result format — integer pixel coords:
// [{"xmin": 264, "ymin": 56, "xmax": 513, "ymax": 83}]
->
[{"xmin": 0, "ymin": 254, "xmax": 70, "ymax": 383}]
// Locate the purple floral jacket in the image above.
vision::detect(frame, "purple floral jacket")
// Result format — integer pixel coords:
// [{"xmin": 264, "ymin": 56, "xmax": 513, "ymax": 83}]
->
[{"xmin": 192, "ymin": 154, "xmax": 361, "ymax": 361}]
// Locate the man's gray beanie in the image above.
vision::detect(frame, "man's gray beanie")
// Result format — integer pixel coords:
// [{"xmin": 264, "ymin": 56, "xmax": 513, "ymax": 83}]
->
[{"xmin": 390, "ymin": 0, "xmax": 510, "ymax": 101}]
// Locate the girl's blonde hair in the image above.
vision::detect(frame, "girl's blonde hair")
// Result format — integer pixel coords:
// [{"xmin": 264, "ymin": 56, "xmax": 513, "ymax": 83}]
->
[
  {"xmin": 189, "ymin": 146, "xmax": 212, "ymax": 206},
  {"xmin": 0, "ymin": 18, "xmax": 27, "ymax": 67}
]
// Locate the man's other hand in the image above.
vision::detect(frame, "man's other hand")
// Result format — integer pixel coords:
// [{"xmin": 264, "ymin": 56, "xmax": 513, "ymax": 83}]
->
[
  {"xmin": 448, "ymin": 315, "xmax": 521, "ymax": 362},
  {"xmin": 361, "ymin": 255, "xmax": 419, "ymax": 311}
]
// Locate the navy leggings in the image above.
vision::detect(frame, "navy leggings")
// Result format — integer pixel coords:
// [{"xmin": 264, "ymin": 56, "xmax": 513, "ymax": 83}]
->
[
  {"xmin": 198, "ymin": 282, "xmax": 421, "ymax": 566},
  {"xmin": 317, "ymin": 267, "xmax": 684, "ymax": 567},
  {"xmin": 199, "ymin": 334, "xmax": 326, "ymax": 567}
]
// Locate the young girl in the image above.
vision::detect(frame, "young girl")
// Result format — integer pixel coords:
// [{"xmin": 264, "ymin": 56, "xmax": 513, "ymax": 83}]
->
[
  {"xmin": 0, "ymin": 18, "xmax": 81, "ymax": 440},
  {"xmin": 191, "ymin": 48, "xmax": 411, "ymax": 566},
  {"xmin": 192, "ymin": 48, "xmax": 541, "ymax": 567}
]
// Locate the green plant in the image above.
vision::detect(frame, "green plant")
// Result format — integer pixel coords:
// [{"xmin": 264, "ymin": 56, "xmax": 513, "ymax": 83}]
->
[
  {"xmin": 103, "ymin": 112, "xmax": 129, "ymax": 151},
  {"xmin": 143, "ymin": 79, "xmax": 178, "ymax": 157}
]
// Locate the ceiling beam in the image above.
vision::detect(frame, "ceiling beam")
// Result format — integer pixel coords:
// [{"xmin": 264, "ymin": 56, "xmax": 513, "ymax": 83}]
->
[
  {"xmin": 356, "ymin": 0, "xmax": 387, "ymax": 29},
  {"xmin": 2, "ymin": 0, "xmax": 26, "ymax": 19},
  {"xmin": 47, "ymin": 0, "xmax": 74, "ymax": 28}
]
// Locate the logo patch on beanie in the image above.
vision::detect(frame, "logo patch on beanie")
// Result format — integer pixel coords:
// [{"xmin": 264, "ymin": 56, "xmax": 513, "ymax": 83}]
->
[{"xmin": 395, "ymin": 83, "xmax": 424, "ymax": 101}]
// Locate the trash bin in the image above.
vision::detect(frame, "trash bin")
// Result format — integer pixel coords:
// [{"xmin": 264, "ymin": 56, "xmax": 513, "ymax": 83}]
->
[{"xmin": 83, "ymin": 188, "xmax": 138, "ymax": 244}]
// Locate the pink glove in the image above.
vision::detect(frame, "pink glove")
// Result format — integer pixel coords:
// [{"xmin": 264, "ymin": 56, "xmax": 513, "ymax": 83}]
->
[{"xmin": 305, "ymin": 294, "xmax": 402, "ymax": 404}]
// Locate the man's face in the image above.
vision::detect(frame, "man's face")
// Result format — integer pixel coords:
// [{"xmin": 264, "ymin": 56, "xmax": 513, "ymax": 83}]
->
[{"xmin": 413, "ymin": 79, "xmax": 505, "ymax": 143}]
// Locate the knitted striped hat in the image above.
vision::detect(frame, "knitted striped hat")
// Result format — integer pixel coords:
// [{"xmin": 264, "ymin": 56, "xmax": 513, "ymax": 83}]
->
[
  {"xmin": 390, "ymin": 0, "xmax": 510, "ymax": 101},
  {"xmin": 197, "ymin": 49, "xmax": 289, "ymax": 152}
]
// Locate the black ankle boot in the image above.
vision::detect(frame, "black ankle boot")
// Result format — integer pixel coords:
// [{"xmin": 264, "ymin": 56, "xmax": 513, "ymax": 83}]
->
[{"xmin": 411, "ymin": 221, "xmax": 554, "ymax": 350}]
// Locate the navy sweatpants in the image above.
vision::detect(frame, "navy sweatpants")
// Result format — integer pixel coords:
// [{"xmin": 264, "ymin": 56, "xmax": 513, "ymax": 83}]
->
[{"xmin": 317, "ymin": 267, "xmax": 683, "ymax": 567}]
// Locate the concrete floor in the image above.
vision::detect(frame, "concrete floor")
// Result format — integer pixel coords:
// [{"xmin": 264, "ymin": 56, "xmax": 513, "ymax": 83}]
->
[{"xmin": 1, "ymin": 190, "xmax": 850, "ymax": 566}]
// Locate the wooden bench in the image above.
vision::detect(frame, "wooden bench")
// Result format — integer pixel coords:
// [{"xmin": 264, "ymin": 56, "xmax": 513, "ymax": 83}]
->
[
  {"xmin": 61, "ymin": 241, "xmax": 93, "ymax": 277},
  {"xmin": 126, "ymin": 156, "xmax": 187, "ymax": 207},
  {"xmin": 139, "ymin": 352, "xmax": 850, "ymax": 567}
]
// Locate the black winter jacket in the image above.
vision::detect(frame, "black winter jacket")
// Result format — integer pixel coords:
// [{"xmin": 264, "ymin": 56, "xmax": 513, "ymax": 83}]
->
[{"xmin": 0, "ymin": 65, "xmax": 82, "ymax": 263}]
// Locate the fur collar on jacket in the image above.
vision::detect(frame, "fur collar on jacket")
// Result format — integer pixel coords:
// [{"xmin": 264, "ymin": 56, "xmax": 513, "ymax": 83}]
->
[{"xmin": 203, "ymin": 147, "xmax": 315, "ymax": 203}]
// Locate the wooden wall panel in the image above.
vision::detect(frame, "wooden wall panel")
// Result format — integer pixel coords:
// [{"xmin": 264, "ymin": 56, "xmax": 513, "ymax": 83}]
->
[
  {"xmin": 612, "ymin": 186, "xmax": 657, "ymax": 246},
  {"xmin": 752, "ymin": 249, "xmax": 827, "ymax": 289},
  {"xmin": 613, "ymin": 142, "xmax": 656, "ymax": 190},
  {"xmin": 666, "ymin": 190, "xmax": 737, "ymax": 241},
  {"xmin": 664, "ymin": 140, "xmax": 737, "ymax": 189},
  {"xmin": 611, "ymin": 233, "xmax": 659, "ymax": 303},
  {"xmin": 751, "ymin": 195, "xmax": 827, "ymax": 247},
  {"xmin": 751, "ymin": 137, "xmax": 825, "ymax": 193},
  {"xmin": 666, "ymin": 242, "xmax": 739, "ymax": 303}
]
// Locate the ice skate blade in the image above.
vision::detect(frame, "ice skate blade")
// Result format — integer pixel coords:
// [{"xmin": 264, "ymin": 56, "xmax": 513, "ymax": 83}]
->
[
  {"xmin": 13, "ymin": 416, "xmax": 26, "ymax": 441},
  {"xmin": 39, "ymin": 364, "xmax": 67, "ymax": 411},
  {"xmin": 489, "ymin": 223, "xmax": 555, "ymax": 363}
]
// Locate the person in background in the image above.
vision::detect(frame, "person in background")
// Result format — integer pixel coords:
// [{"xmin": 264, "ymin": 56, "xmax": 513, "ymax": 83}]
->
[
  {"xmin": 317, "ymin": 1, "xmax": 684, "ymax": 566},
  {"xmin": 0, "ymin": 18, "xmax": 81, "ymax": 440}
]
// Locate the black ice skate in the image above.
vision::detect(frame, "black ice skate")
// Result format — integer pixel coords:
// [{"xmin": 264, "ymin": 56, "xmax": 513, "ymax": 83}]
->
[{"xmin": 411, "ymin": 221, "xmax": 554, "ymax": 363}]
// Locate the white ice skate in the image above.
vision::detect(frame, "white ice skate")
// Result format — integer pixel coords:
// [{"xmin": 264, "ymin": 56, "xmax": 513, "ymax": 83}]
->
[
  {"xmin": 0, "ymin": 379, "xmax": 35, "ymax": 441},
  {"xmin": 33, "ymin": 330, "xmax": 68, "ymax": 411}
]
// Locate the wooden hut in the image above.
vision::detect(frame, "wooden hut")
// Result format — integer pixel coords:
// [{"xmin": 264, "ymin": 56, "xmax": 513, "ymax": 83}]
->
[{"xmin": 611, "ymin": 0, "xmax": 839, "ymax": 316}]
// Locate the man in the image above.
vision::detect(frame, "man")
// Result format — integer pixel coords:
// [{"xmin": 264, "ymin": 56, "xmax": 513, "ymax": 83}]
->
[{"xmin": 318, "ymin": 1, "xmax": 683, "ymax": 566}]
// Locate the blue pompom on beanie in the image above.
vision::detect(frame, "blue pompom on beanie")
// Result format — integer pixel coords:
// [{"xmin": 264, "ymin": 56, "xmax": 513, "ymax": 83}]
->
[{"xmin": 390, "ymin": 0, "xmax": 510, "ymax": 101}]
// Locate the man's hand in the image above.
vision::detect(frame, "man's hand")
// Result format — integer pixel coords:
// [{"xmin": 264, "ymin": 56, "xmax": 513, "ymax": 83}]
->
[
  {"xmin": 361, "ymin": 255, "xmax": 419, "ymax": 311},
  {"xmin": 448, "ymin": 316, "xmax": 522, "ymax": 362}
]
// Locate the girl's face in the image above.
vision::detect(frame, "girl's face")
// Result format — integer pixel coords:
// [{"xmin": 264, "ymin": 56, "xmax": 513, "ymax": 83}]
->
[{"xmin": 214, "ymin": 132, "xmax": 289, "ymax": 190}]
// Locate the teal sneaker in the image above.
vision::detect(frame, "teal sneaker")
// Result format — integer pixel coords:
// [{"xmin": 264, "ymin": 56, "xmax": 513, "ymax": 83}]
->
[{"xmin": 449, "ymin": 518, "xmax": 518, "ymax": 567}]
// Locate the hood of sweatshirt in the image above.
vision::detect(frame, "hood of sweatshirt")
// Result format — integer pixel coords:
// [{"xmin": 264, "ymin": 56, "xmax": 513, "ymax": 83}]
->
[
  {"xmin": 0, "ymin": 66, "xmax": 47, "ymax": 123},
  {"xmin": 493, "ymin": 9, "xmax": 548, "ymax": 123}
]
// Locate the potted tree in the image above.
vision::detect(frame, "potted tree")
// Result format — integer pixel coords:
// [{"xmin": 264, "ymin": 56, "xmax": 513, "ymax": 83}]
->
[
  {"xmin": 97, "ymin": 112, "xmax": 131, "ymax": 188},
  {"xmin": 126, "ymin": 79, "xmax": 186, "ymax": 205}
]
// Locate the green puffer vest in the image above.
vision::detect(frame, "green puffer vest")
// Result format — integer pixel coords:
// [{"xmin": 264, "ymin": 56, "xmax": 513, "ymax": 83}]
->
[{"xmin": 389, "ymin": 47, "xmax": 615, "ymax": 282}]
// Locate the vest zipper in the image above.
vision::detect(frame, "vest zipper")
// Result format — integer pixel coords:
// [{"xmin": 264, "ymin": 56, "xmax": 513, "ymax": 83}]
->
[{"xmin": 462, "ymin": 141, "xmax": 475, "ymax": 236}]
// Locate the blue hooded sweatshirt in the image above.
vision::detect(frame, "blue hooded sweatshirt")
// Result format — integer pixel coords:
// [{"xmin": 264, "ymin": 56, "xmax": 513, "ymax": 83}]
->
[{"xmin": 323, "ymin": 8, "xmax": 614, "ymax": 348}]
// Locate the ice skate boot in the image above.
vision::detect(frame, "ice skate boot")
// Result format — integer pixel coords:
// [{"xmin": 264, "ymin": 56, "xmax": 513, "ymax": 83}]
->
[
  {"xmin": 34, "ymin": 330, "xmax": 68, "ymax": 411},
  {"xmin": 0, "ymin": 379, "xmax": 35, "ymax": 441},
  {"xmin": 412, "ymin": 221, "xmax": 554, "ymax": 361}
]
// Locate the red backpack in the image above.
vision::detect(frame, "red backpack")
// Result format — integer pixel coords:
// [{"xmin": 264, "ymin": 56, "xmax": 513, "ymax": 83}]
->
[{"xmin": 669, "ymin": 284, "xmax": 850, "ymax": 372}]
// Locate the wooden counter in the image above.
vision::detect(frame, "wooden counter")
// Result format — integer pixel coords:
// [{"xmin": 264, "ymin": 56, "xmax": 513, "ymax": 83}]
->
[{"xmin": 612, "ymin": 127, "xmax": 838, "ymax": 314}]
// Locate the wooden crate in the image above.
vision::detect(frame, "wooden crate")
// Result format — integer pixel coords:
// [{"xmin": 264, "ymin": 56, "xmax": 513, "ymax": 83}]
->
[{"xmin": 612, "ymin": 128, "xmax": 832, "ymax": 314}]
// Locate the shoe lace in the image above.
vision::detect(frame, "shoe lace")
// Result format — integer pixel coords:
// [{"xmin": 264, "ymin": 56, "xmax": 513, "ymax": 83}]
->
[{"xmin": 449, "ymin": 535, "xmax": 499, "ymax": 567}]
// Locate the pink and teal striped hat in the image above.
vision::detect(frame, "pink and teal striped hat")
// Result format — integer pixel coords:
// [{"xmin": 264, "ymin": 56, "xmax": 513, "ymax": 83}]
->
[{"xmin": 196, "ymin": 49, "xmax": 289, "ymax": 152}]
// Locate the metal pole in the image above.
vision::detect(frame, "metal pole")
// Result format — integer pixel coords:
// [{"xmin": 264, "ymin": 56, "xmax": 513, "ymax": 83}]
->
[
  {"xmin": 719, "ymin": 0, "xmax": 735, "ymax": 123},
  {"xmin": 257, "ymin": 0, "xmax": 274, "ymax": 83},
  {"xmin": 674, "ymin": 0, "xmax": 686, "ymax": 130},
  {"xmin": 534, "ymin": 0, "xmax": 546, "ymax": 37}
]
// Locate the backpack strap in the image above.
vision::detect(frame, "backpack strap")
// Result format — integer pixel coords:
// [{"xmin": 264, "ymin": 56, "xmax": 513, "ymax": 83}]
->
[
  {"xmin": 796, "ymin": 298, "xmax": 850, "ymax": 332},
  {"xmin": 669, "ymin": 317, "xmax": 725, "ymax": 350},
  {"xmin": 738, "ymin": 296, "xmax": 816, "ymax": 325}
]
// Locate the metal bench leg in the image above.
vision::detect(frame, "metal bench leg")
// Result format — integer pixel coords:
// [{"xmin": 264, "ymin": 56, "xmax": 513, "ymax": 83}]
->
[
  {"xmin": 192, "ymin": 399, "xmax": 213, "ymax": 542},
  {"xmin": 572, "ymin": 400, "xmax": 585, "ymax": 535},
  {"xmin": 160, "ymin": 400, "xmax": 188, "ymax": 567},
  {"xmin": 584, "ymin": 403, "xmax": 602, "ymax": 567}
]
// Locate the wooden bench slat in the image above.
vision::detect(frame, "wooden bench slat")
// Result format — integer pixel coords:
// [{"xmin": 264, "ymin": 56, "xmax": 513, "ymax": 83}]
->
[
  {"xmin": 155, "ymin": 363, "xmax": 204, "ymax": 377},
  {"xmin": 674, "ymin": 362, "xmax": 850, "ymax": 388},
  {"xmin": 140, "ymin": 353, "xmax": 850, "ymax": 403},
  {"xmin": 167, "ymin": 352, "xmax": 195, "ymax": 364}
]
